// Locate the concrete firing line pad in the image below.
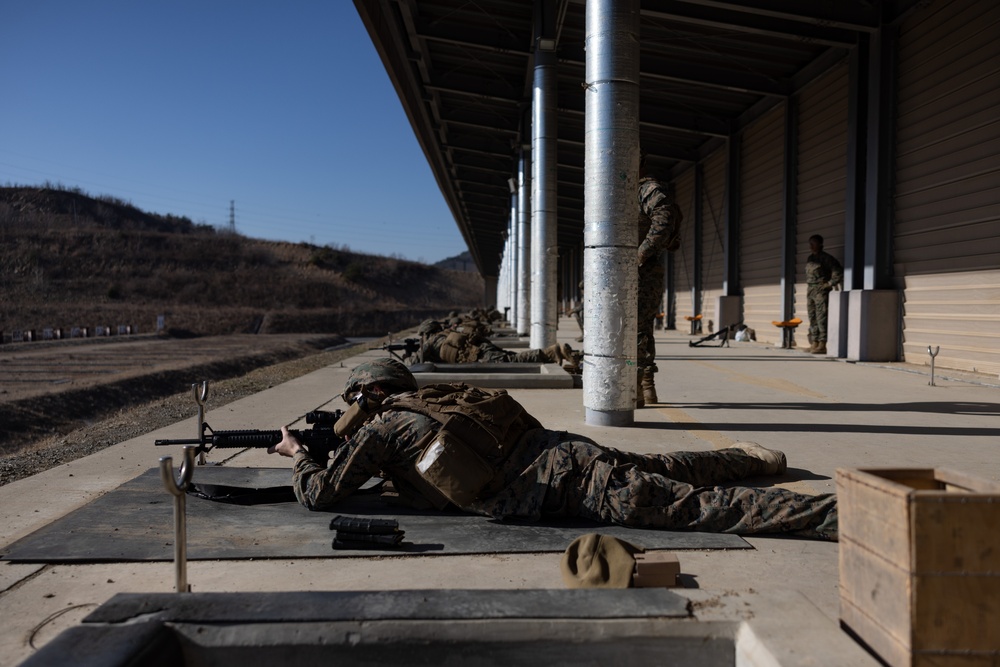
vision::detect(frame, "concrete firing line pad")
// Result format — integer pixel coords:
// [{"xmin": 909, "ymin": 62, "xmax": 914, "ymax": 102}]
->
[
  {"xmin": 85, "ymin": 589, "xmax": 692, "ymax": 623},
  {"xmin": 1, "ymin": 467, "xmax": 748, "ymax": 562},
  {"xmin": 25, "ymin": 590, "xmax": 699, "ymax": 666}
]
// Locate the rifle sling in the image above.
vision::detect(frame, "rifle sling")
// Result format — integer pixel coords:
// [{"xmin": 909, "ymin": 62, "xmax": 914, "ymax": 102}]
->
[
  {"xmin": 186, "ymin": 483, "xmax": 297, "ymax": 505},
  {"xmin": 186, "ymin": 476, "xmax": 386, "ymax": 506}
]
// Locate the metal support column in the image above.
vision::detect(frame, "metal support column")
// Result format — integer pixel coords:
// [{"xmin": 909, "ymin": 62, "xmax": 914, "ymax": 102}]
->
[
  {"xmin": 693, "ymin": 164, "xmax": 703, "ymax": 318},
  {"xmin": 583, "ymin": 0, "xmax": 640, "ymax": 426},
  {"xmin": 723, "ymin": 136, "xmax": 741, "ymax": 297},
  {"xmin": 844, "ymin": 35, "xmax": 869, "ymax": 293},
  {"xmin": 509, "ymin": 188, "xmax": 518, "ymax": 320},
  {"xmin": 517, "ymin": 147, "xmax": 531, "ymax": 335},
  {"xmin": 780, "ymin": 97, "xmax": 798, "ymax": 321},
  {"xmin": 530, "ymin": 26, "xmax": 559, "ymax": 349},
  {"xmin": 863, "ymin": 22, "xmax": 897, "ymax": 292}
]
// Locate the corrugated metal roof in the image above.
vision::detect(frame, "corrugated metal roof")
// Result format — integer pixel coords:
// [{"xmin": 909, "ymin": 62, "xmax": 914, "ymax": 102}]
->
[{"xmin": 355, "ymin": 0, "xmax": 913, "ymax": 277}]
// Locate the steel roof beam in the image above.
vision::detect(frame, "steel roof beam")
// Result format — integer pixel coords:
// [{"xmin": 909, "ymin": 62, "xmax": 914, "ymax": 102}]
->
[
  {"xmin": 639, "ymin": 1, "xmax": 863, "ymax": 46},
  {"xmin": 659, "ymin": 0, "xmax": 880, "ymax": 33}
]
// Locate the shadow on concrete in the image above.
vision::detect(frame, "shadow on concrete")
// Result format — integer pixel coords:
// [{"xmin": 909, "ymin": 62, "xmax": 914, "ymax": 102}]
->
[
  {"xmin": 658, "ymin": 355, "xmax": 828, "ymax": 362},
  {"xmin": 630, "ymin": 420, "xmax": 1000, "ymax": 437},
  {"xmin": 780, "ymin": 468, "xmax": 832, "ymax": 482},
  {"xmin": 675, "ymin": 401, "xmax": 1000, "ymax": 416}
]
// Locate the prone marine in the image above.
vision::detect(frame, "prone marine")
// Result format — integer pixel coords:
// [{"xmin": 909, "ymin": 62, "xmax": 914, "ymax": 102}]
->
[{"xmin": 268, "ymin": 358, "xmax": 838, "ymax": 540}]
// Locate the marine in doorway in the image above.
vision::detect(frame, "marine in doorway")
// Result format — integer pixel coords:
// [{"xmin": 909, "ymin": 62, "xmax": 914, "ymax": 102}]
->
[{"xmin": 805, "ymin": 235, "xmax": 843, "ymax": 355}]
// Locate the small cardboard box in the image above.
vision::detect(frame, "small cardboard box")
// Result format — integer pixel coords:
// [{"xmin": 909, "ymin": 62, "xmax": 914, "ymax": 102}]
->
[
  {"xmin": 632, "ymin": 552, "xmax": 679, "ymax": 588},
  {"xmin": 836, "ymin": 468, "xmax": 1000, "ymax": 667}
]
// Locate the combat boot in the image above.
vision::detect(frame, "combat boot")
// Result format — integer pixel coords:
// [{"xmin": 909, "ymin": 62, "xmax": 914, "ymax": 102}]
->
[
  {"xmin": 812, "ymin": 343, "xmax": 827, "ymax": 354},
  {"xmin": 636, "ymin": 368, "xmax": 645, "ymax": 408},
  {"xmin": 641, "ymin": 370, "xmax": 659, "ymax": 404},
  {"xmin": 543, "ymin": 343, "xmax": 564, "ymax": 364},
  {"xmin": 561, "ymin": 344, "xmax": 581, "ymax": 373},
  {"xmin": 731, "ymin": 442, "xmax": 787, "ymax": 475}
]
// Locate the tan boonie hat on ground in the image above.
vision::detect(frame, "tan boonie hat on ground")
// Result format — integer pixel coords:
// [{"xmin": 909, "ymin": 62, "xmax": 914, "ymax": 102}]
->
[{"xmin": 560, "ymin": 533, "xmax": 644, "ymax": 589}]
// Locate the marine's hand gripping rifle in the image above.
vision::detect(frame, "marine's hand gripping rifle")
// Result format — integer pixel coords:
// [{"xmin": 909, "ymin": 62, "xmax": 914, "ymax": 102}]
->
[{"xmin": 155, "ymin": 409, "xmax": 346, "ymax": 465}]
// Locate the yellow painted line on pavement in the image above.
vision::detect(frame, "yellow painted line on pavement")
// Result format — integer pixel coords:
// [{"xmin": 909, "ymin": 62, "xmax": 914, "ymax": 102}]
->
[
  {"xmin": 690, "ymin": 359, "xmax": 831, "ymax": 399},
  {"xmin": 657, "ymin": 406, "xmax": 734, "ymax": 450}
]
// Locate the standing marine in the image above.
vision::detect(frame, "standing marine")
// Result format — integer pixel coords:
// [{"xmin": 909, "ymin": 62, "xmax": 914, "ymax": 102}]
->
[
  {"xmin": 636, "ymin": 150, "xmax": 683, "ymax": 406},
  {"xmin": 805, "ymin": 234, "xmax": 844, "ymax": 355}
]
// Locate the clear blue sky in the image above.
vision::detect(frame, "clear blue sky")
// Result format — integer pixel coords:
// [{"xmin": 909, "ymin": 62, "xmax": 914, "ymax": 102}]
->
[{"xmin": 0, "ymin": 2, "xmax": 469, "ymax": 264}]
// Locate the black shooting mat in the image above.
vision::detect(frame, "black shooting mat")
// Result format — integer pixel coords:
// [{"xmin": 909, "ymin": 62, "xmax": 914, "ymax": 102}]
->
[{"xmin": 1, "ymin": 467, "xmax": 749, "ymax": 562}]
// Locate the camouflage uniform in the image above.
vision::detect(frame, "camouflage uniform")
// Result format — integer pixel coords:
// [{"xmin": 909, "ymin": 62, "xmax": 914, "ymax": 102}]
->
[
  {"xmin": 420, "ymin": 330, "xmax": 563, "ymax": 365},
  {"xmin": 567, "ymin": 281, "xmax": 584, "ymax": 340},
  {"xmin": 569, "ymin": 304, "xmax": 584, "ymax": 335},
  {"xmin": 805, "ymin": 251, "xmax": 844, "ymax": 344},
  {"xmin": 476, "ymin": 344, "xmax": 552, "ymax": 364},
  {"xmin": 419, "ymin": 330, "xmax": 450, "ymax": 362},
  {"xmin": 291, "ymin": 401, "xmax": 838, "ymax": 540},
  {"xmin": 637, "ymin": 175, "xmax": 682, "ymax": 373}
]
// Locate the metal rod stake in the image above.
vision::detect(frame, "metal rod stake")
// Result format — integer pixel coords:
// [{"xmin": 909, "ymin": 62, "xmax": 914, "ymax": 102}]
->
[
  {"xmin": 159, "ymin": 445, "xmax": 196, "ymax": 593},
  {"xmin": 193, "ymin": 381, "xmax": 208, "ymax": 464}
]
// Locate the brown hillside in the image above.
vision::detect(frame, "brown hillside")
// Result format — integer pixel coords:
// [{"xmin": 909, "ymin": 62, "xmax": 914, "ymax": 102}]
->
[{"xmin": 0, "ymin": 186, "xmax": 483, "ymax": 337}]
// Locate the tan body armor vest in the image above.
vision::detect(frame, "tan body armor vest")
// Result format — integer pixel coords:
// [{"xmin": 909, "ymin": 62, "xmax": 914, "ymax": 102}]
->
[
  {"xmin": 381, "ymin": 384, "xmax": 542, "ymax": 507},
  {"xmin": 438, "ymin": 331, "xmax": 480, "ymax": 363}
]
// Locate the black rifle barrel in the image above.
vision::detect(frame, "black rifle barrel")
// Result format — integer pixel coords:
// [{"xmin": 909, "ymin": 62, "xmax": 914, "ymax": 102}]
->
[{"xmin": 155, "ymin": 429, "xmax": 290, "ymax": 448}]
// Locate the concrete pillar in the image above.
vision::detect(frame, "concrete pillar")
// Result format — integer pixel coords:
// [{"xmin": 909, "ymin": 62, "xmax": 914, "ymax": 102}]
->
[
  {"xmin": 847, "ymin": 290, "xmax": 899, "ymax": 361},
  {"xmin": 517, "ymin": 147, "xmax": 531, "ymax": 336},
  {"xmin": 530, "ymin": 16, "xmax": 559, "ymax": 349},
  {"xmin": 583, "ymin": 0, "xmax": 640, "ymax": 426}
]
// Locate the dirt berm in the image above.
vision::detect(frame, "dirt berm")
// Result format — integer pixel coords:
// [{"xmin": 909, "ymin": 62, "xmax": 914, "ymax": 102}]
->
[{"xmin": 0, "ymin": 332, "xmax": 392, "ymax": 486}]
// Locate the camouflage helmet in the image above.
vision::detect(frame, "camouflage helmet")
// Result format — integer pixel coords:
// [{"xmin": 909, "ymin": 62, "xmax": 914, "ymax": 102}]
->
[
  {"xmin": 417, "ymin": 318, "xmax": 443, "ymax": 335},
  {"xmin": 343, "ymin": 358, "xmax": 417, "ymax": 400}
]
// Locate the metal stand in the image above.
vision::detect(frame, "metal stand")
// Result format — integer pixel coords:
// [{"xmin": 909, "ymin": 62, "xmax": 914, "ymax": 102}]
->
[
  {"xmin": 193, "ymin": 381, "xmax": 208, "ymax": 464},
  {"xmin": 159, "ymin": 446, "xmax": 196, "ymax": 593},
  {"xmin": 928, "ymin": 346, "xmax": 940, "ymax": 386}
]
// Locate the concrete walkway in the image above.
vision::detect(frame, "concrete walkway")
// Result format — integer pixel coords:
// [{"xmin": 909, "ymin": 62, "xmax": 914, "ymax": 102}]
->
[{"xmin": 2, "ymin": 318, "xmax": 997, "ymax": 665}]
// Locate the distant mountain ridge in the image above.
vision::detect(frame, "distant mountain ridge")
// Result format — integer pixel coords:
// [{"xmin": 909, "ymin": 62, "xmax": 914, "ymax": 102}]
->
[
  {"xmin": 434, "ymin": 250, "xmax": 476, "ymax": 272},
  {"xmin": 0, "ymin": 185, "xmax": 483, "ymax": 337}
]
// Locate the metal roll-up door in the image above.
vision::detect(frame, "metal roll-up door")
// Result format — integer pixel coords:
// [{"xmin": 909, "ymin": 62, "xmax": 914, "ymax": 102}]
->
[
  {"xmin": 701, "ymin": 148, "xmax": 727, "ymax": 331},
  {"xmin": 895, "ymin": 0, "xmax": 1000, "ymax": 374},
  {"xmin": 794, "ymin": 63, "xmax": 850, "ymax": 337},
  {"xmin": 672, "ymin": 167, "xmax": 697, "ymax": 327},
  {"xmin": 739, "ymin": 105, "xmax": 786, "ymax": 343}
]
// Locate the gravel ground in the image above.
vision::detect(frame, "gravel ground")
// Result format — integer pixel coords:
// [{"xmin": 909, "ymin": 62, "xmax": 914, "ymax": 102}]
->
[{"xmin": 0, "ymin": 340, "xmax": 375, "ymax": 486}]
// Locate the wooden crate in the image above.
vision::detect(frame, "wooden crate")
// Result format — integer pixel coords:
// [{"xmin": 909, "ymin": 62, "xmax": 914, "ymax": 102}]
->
[{"xmin": 837, "ymin": 468, "xmax": 1000, "ymax": 667}]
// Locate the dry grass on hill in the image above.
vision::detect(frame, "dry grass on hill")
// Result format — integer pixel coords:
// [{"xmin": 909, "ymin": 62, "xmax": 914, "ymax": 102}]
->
[{"xmin": 0, "ymin": 185, "xmax": 483, "ymax": 337}]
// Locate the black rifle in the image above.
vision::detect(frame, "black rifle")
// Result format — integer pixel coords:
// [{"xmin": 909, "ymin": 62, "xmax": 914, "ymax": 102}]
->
[
  {"xmin": 689, "ymin": 326, "xmax": 732, "ymax": 348},
  {"xmin": 154, "ymin": 409, "xmax": 346, "ymax": 464},
  {"xmin": 379, "ymin": 337, "xmax": 421, "ymax": 363}
]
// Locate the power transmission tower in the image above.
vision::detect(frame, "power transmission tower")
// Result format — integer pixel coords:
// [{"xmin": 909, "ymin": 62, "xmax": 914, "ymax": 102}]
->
[{"xmin": 229, "ymin": 200, "xmax": 236, "ymax": 234}]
